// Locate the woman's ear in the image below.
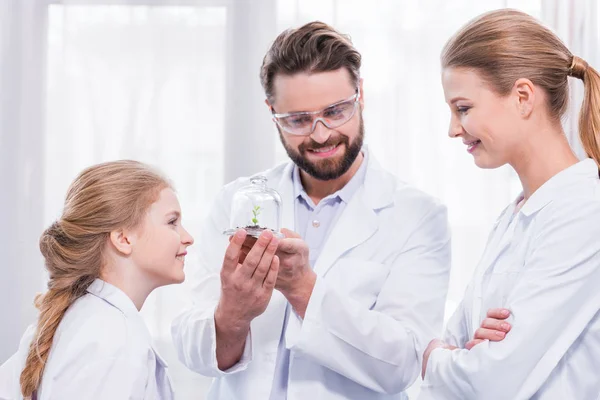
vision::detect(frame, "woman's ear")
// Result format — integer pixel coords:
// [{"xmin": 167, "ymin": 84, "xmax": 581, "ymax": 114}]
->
[{"xmin": 513, "ymin": 78, "xmax": 535, "ymax": 118}]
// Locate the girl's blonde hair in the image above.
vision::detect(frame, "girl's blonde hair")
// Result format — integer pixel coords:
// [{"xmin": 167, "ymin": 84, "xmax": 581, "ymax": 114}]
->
[{"xmin": 20, "ymin": 160, "xmax": 170, "ymax": 397}]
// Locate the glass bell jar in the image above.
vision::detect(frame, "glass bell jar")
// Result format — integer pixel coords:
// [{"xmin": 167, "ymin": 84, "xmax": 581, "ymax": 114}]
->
[{"xmin": 223, "ymin": 175, "xmax": 283, "ymax": 238}]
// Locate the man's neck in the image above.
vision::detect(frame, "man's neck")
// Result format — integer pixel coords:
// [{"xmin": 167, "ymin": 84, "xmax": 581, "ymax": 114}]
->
[{"xmin": 300, "ymin": 151, "xmax": 364, "ymax": 205}]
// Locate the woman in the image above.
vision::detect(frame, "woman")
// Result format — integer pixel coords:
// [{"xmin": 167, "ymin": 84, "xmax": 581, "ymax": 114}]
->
[
  {"xmin": 420, "ymin": 9, "xmax": 600, "ymax": 400},
  {"xmin": 0, "ymin": 160, "xmax": 197, "ymax": 399}
]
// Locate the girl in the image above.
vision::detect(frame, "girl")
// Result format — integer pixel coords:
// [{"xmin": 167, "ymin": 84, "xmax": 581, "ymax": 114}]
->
[{"xmin": 0, "ymin": 160, "xmax": 194, "ymax": 399}]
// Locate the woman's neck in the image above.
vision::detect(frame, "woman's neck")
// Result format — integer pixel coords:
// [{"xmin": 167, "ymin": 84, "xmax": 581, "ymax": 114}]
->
[{"xmin": 511, "ymin": 125, "xmax": 579, "ymax": 200}]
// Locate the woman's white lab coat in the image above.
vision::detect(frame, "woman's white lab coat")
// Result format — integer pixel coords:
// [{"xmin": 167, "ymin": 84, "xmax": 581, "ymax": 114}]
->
[
  {"xmin": 0, "ymin": 279, "xmax": 174, "ymax": 400},
  {"xmin": 419, "ymin": 159, "xmax": 600, "ymax": 400}
]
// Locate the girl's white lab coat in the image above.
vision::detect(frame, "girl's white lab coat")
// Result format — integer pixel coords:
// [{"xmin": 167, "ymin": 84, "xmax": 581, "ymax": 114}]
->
[
  {"xmin": 0, "ymin": 279, "xmax": 174, "ymax": 400},
  {"xmin": 420, "ymin": 159, "xmax": 600, "ymax": 400},
  {"xmin": 171, "ymin": 150, "xmax": 452, "ymax": 400}
]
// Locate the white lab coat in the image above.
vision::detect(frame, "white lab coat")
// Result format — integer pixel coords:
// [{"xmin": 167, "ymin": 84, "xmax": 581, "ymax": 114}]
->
[
  {"xmin": 419, "ymin": 159, "xmax": 600, "ymax": 400},
  {"xmin": 172, "ymin": 150, "xmax": 452, "ymax": 400},
  {"xmin": 0, "ymin": 279, "xmax": 174, "ymax": 400}
]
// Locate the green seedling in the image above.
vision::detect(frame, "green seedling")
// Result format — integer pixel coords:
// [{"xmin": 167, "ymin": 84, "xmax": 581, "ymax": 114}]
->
[{"xmin": 251, "ymin": 205, "xmax": 261, "ymax": 226}]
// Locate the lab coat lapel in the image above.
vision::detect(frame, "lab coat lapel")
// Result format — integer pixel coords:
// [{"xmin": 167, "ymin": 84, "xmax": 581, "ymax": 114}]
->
[
  {"xmin": 313, "ymin": 187, "xmax": 378, "ymax": 276},
  {"xmin": 470, "ymin": 205, "xmax": 516, "ymax": 330},
  {"xmin": 313, "ymin": 156, "xmax": 391, "ymax": 277}
]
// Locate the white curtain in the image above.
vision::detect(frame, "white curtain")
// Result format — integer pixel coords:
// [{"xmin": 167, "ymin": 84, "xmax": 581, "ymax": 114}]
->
[
  {"xmin": 0, "ymin": 0, "xmax": 47, "ymax": 364},
  {"xmin": 2, "ymin": 0, "xmax": 597, "ymax": 398},
  {"xmin": 542, "ymin": 0, "xmax": 600, "ymax": 159},
  {"xmin": 41, "ymin": 1, "xmax": 276, "ymax": 394}
]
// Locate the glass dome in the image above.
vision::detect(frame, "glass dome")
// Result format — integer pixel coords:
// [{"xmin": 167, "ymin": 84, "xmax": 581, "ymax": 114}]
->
[{"xmin": 223, "ymin": 175, "xmax": 283, "ymax": 238}]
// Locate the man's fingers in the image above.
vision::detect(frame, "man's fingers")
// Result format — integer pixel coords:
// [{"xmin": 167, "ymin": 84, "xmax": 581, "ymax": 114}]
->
[
  {"xmin": 239, "ymin": 230, "xmax": 274, "ymax": 278},
  {"xmin": 263, "ymin": 255, "xmax": 280, "ymax": 289},
  {"xmin": 222, "ymin": 229, "xmax": 246, "ymax": 274},
  {"xmin": 281, "ymin": 228, "xmax": 301, "ymax": 239},
  {"xmin": 277, "ymin": 238, "xmax": 304, "ymax": 254},
  {"xmin": 239, "ymin": 252, "xmax": 247, "ymax": 265},
  {"xmin": 252, "ymin": 236, "xmax": 279, "ymax": 282},
  {"xmin": 242, "ymin": 236, "xmax": 258, "ymax": 248}
]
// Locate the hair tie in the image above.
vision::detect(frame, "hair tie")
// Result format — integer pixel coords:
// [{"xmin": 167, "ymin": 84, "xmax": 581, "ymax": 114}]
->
[{"xmin": 569, "ymin": 55, "xmax": 588, "ymax": 79}]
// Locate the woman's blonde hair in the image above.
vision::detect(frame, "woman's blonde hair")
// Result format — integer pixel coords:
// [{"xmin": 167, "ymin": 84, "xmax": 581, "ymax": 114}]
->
[
  {"xmin": 442, "ymin": 9, "xmax": 600, "ymax": 167},
  {"xmin": 20, "ymin": 160, "xmax": 170, "ymax": 398}
]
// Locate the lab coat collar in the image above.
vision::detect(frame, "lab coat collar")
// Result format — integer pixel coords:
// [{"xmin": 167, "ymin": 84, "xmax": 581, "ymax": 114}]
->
[
  {"xmin": 87, "ymin": 278, "xmax": 140, "ymax": 318},
  {"xmin": 86, "ymin": 279, "xmax": 168, "ymax": 366},
  {"xmin": 311, "ymin": 147, "xmax": 393, "ymax": 275},
  {"xmin": 360, "ymin": 147, "xmax": 395, "ymax": 210},
  {"xmin": 291, "ymin": 148, "xmax": 369, "ymax": 205},
  {"xmin": 274, "ymin": 146, "xmax": 394, "ymax": 233},
  {"xmin": 520, "ymin": 158, "xmax": 599, "ymax": 217}
]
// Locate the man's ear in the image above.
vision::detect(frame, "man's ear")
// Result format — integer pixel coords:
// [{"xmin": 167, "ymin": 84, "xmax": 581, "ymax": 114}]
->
[{"xmin": 358, "ymin": 78, "xmax": 365, "ymax": 109}]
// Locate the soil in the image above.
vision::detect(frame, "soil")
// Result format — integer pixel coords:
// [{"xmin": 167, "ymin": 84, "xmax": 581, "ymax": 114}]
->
[
  {"xmin": 227, "ymin": 225, "xmax": 281, "ymax": 238},
  {"xmin": 241, "ymin": 225, "xmax": 269, "ymax": 230}
]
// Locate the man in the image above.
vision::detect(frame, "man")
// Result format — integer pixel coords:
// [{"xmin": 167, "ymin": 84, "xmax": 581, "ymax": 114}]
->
[{"xmin": 172, "ymin": 21, "xmax": 451, "ymax": 399}]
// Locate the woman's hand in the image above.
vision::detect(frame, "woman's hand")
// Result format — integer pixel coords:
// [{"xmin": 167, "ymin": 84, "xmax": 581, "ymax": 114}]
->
[{"xmin": 422, "ymin": 339, "xmax": 457, "ymax": 378}]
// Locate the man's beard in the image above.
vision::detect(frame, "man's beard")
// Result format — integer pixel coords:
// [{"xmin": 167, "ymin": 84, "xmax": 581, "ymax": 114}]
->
[{"xmin": 279, "ymin": 113, "xmax": 365, "ymax": 181}]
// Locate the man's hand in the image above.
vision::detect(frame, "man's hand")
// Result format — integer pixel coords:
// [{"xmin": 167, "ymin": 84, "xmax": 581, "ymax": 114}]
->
[
  {"xmin": 236, "ymin": 228, "xmax": 316, "ymax": 318},
  {"xmin": 214, "ymin": 229, "xmax": 280, "ymax": 370},
  {"xmin": 275, "ymin": 228, "xmax": 315, "ymax": 298},
  {"xmin": 217, "ymin": 229, "xmax": 280, "ymax": 325},
  {"xmin": 465, "ymin": 308, "xmax": 511, "ymax": 350}
]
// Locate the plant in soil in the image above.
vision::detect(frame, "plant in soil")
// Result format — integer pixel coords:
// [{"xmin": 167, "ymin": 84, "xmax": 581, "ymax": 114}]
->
[{"xmin": 241, "ymin": 205, "xmax": 268, "ymax": 230}]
